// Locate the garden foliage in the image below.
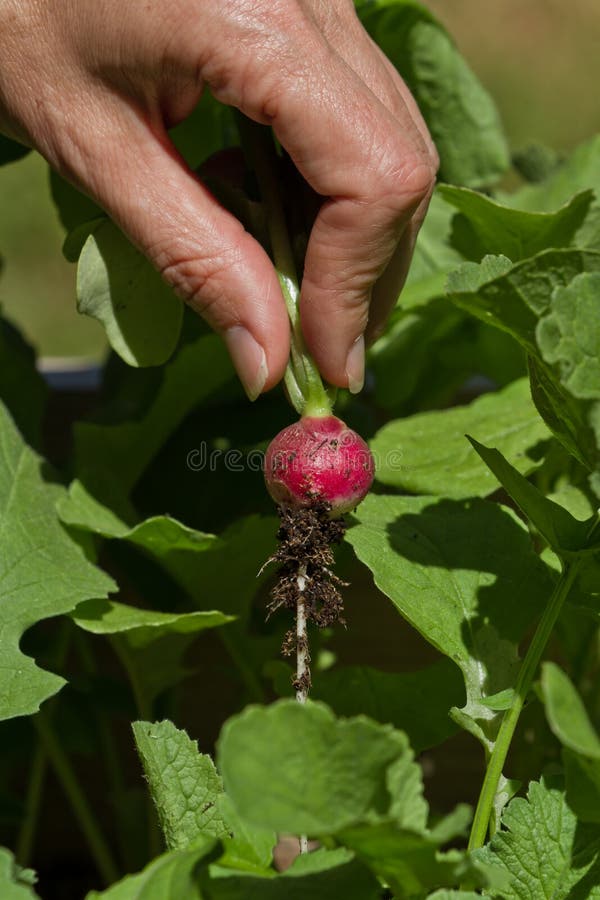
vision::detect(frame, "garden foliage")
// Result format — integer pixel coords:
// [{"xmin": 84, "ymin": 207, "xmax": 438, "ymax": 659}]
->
[{"xmin": 1, "ymin": 1, "xmax": 600, "ymax": 896}]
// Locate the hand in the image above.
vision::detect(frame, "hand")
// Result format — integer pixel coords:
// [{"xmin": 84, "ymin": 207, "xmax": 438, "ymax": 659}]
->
[{"xmin": 0, "ymin": 0, "xmax": 437, "ymax": 398}]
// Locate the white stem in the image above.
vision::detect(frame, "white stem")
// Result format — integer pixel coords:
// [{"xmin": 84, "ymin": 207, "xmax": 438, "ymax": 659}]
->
[
  {"xmin": 296, "ymin": 562, "xmax": 309, "ymax": 855},
  {"xmin": 296, "ymin": 563, "xmax": 308, "ymax": 704}
]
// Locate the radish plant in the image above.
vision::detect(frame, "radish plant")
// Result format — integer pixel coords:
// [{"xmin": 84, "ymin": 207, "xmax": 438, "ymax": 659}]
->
[{"xmin": 1, "ymin": 2, "xmax": 600, "ymax": 898}]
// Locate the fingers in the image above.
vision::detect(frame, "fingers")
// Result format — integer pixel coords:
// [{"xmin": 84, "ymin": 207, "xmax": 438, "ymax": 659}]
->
[
  {"xmin": 55, "ymin": 95, "xmax": 290, "ymax": 399},
  {"xmin": 197, "ymin": 2, "xmax": 436, "ymax": 390}
]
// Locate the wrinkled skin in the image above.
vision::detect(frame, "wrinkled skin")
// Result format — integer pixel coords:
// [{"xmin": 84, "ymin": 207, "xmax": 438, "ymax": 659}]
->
[
  {"xmin": 264, "ymin": 415, "xmax": 374, "ymax": 515},
  {"xmin": 0, "ymin": 0, "xmax": 437, "ymax": 398}
]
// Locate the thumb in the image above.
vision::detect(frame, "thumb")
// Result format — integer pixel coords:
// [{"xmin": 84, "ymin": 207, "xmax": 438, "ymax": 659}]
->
[{"xmin": 66, "ymin": 103, "xmax": 290, "ymax": 399}]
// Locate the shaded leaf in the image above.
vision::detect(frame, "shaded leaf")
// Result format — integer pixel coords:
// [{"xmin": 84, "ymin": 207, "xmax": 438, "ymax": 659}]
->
[
  {"xmin": 447, "ymin": 249, "xmax": 600, "ymax": 353},
  {"xmin": 540, "ymin": 662, "xmax": 600, "ymax": 759},
  {"xmin": 85, "ymin": 837, "xmax": 218, "ymax": 900},
  {"xmin": 0, "ymin": 402, "xmax": 115, "ymax": 721},
  {"xmin": 0, "ymin": 136, "xmax": 30, "ymax": 166},
  {"xmin": 74, "ymin": 334, "xmax": 233, "ymax": 499},
  {"xmin": 312, "ymin": 660, "xmax": 464, "ymax": 753},
  {"xmin": 372, "ymin": 378, "xmax": 550, "ymax": 498},
  {"xmin": 359, "ymin": 1, "xmax": 509, "ymax": 187},
  {"xmin": 338, "ymin": 822, "xmax": 496, "ymax": 898},
  {"xmin": 77, "ymin": 219, "xmax": 183, "ymax": 367},
  {"xmin": 347, "ymin": 494, "xmax": 554, "ymax": 746},
  {"xmin": 0, "ymin": 317, "xmax": 46, "ymax": 449},
  {"xmin": 469, "ymin": 438, "xmax": 599, "ymax": 555},
  {"xmin": 205, "ymin": 847, "xmax": 381, "ymax": 900}
]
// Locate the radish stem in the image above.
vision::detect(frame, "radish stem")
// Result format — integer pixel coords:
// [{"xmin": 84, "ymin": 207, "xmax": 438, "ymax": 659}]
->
[
  {"xmin": 236, "ymin": 114, "xmax": 332, "ymax": 418},
  {"xmin": 296, "ymin": 561, "xmax": 309, "ymax": 855},
  {"xmin": 296, "ymin": 562, "xmax": 309, "ymax": 705}
]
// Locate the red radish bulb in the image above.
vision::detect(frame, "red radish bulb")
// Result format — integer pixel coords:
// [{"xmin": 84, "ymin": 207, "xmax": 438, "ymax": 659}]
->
[{"xmin": 264, "ymin": 415, "xmax": 375, "ymax": 516}]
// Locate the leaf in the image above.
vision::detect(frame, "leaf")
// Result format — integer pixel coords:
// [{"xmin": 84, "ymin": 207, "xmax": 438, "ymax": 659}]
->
[
  {"xmin": 132, "ymin": 719, "xmax": 275, "ymax": 872},
  {"xmin": 206, "ymin": 847, "xmax": 381, "ymax": 900},
  {"xmin": 537, "ymin": 272, "xmax": 600, "ymax": 400},
  {"xmin": 347, "ymin": 494, "xmax": 554, "ymax": 746},
  {"xmin": 404, "ymin": 189, "xmax": 463, "ymax": 290},
  {"xmin": 0, "ymin": 402, "xmax": 115, "ymax": 721},
  {"xmin": 85, "ymin": 836, "xmax": 219, "ymax": 900},
  {"xmin": 478, "ymin": 779, "xmax": 600, "ymax": 898},
  {"xmin": 0, "ymin": 848, "xmax": 40, "ymax": 899},
  {"xmin": 371, "ymin": 379, "xmax": 550, "ymax": 498},
  {"xmin": 0, "ymin": 317, "xmax": 46, "ymax": 449},
  {"xmin": 59, "ymin": 482, "xmax": 276, "ymax": 621},
  {"xmin": 338, "ymin": 822, "xmax": 495, "ymax": 898},
  {"xmin": 359, "ymin": 1, "xmax": 509, "ymax": 187},
  {"xmin": 50, "ymin": 170, "xmax": 104, "ymax": 233},
  {"xmin": 169, "ymin": 92, "xmax": 238, "ymax": 171},
  {"xmin": 312, "ymin": 660, "xmax": 464, "ymax": 753},
  {"xmin": 73, "ymin": 600, "xmax": 233, "ymax": 640},
  {"xmin": 447, "ymin": 249, "xmax": 600, "ymax": 352},
  {"xmin": 132, "ymin": 720, "xmax": 229, "ymax": 850},
  {"xmin": 77, "ymin": 219, "xmax": 183, "ymax": 367},
  {"xmin": 439, "ymin": 185, "xmax": 592, "ymax": 262},
  {"xmin": 0, "ymin": 135, "xmax": 30, "ymax": 166},
  {"xmin": 563, "ymin": 749, "xmax": 600, "ymax": 825},
  {"xmin": 426, "ymin": 893, "xmax": 482, "ymax": 900},
  {"xmin": 540, "ymin": 662, "xmax": 600, "ymax": 759},
  {"xmin": 447, "ymin": 250, "xmax": 600, "ymax": 474},
  {"xmin": 217, "ymin": 699, "xmax": 421, "ymax": 835},
  {"xmin": 539, "ymin": 663, "xmax": 600, "ymax": 824},
  {"xmin": 506, "ymin": 134, "xmax": 600, "ymax": 249},
  {"xmin": 74, "ymin": 334, "xmax": 233, "ymax": 497},
  {"xmin": 468, "ymin": 438, "xmax": 598, "ymax": 555}
]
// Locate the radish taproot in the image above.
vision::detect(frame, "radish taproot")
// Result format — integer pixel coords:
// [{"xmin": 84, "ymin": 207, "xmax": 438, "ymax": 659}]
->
[{"xmin": 264, "ymin": 415, "xmax": 374, "ymax": 516}]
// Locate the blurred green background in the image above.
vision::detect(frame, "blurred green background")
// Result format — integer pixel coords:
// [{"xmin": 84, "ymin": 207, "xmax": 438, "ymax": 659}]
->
[{"xmin": 1, "ymin": 0, "xmax": 598, "ymax": 360}]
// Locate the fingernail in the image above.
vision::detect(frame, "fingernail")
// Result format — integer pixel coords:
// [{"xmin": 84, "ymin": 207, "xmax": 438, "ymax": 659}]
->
[
  {"xmin": 345, "ymin": 334, "xmax": 365, "ymax": 394},
  {"xmin": 224, "ymin": 326, "xmax": 268, "ymax": 401}
]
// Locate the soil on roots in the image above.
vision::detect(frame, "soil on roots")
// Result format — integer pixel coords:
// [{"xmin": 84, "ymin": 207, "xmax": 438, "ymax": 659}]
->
[{"xmin": 266, "ymin": 503, "xmax": 347, "ymax": 692}]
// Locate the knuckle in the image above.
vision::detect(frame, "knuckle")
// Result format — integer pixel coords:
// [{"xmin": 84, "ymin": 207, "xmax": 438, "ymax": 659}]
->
[{"xmin": 375, "ymin": 152, "xmax": 437, "ymax": 216}]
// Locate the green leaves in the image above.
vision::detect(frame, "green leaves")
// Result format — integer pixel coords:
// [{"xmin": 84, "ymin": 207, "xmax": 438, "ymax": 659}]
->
[
  {"xmin": 479, "ymin": 779, "xmax": 600, "ymax": 897},
  {"xmin": 0, "ymin": 848, "xmax": 39, "ymax": 899},
  {"xmin": 448, "ymin": 251, "xmax": 600, "ymax": 478},
  {"xmin": 312, "ymin": 661, "xmax": 464, "ymax": 753},
  {"xmin": 439, "ymin": 185, "xmax": 592, "ymax": 262},
  {"xmin": 77, "ymin": 220, "xmax": 183, "ymax": 367},
  {"xmin": 0, "ymin": 402, "xmax": 114, "ymax": 720},
  {"xmin": 359, "ymin": 1, "xmax": 509, "ymax": 187},
  {"xmin": 469, "ymin": 438, "xmax": 599, "ymax": 556},
  {"xmin": 537, "ymin": 271, "xmax": 600, "ymax": 398},
  {"xmin": 86, "ymin": 837, "xmax": 218, "ymax": 900},
  {"xmin": 371, "ymin": 379, "xmax": 550, "ymax": 498},
  {"xmin": 133, "ymin": 720, "xmax": 275, "ymax": 870},
  {"xmin": 217, "ymin": 700, "xmax": 416, "ymax": 834},
  {"xmin": 74, "ymin": 333, "xmax": 233, "ymax": 497},
  {"xmin": 540, "ymin": 663, "xmax": 600, "ymax": 824},
  {"xmin": 132, "ymin": 720, "xmax": 230, "ymax": 851},
  {"xmin": 217, "ymin": 700, "xmax": 496, "ymax": 896},
  {"xmin": 348, "ymin": 494, "xmax": 553, "ymax": 745}
]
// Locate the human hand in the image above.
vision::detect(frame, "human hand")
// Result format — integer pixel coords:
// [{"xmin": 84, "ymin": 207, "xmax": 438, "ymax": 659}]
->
[{"xmin": 0, "ymin": 0, "xmax": 437, "ymax": 398}]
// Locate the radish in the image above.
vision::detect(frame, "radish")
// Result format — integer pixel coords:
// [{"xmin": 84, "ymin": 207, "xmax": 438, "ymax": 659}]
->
[
  {"xmin": 236, "ymin": 116, "xmax": 377, "ymax": 857},
  {"xmin": 264, "ymin": 415, "xmax": 374, "ymax": 515}
]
